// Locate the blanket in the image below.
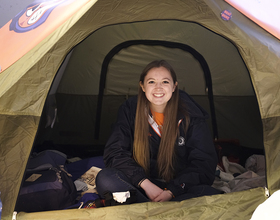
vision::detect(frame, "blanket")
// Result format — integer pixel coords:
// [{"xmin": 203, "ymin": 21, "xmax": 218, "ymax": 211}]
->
[{"xmin": 212, "ymin": 154, "xmax": 266, "ymax": 193}]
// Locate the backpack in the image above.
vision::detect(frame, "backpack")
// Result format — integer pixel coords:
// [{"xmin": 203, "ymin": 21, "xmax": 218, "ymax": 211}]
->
[{"xmin": 15, "ymin": 150, "xmax": 77, "ymax": 212}]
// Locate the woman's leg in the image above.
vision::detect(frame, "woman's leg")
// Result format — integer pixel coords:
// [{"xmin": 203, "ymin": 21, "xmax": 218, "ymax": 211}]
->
[
  {"xmin": 171, "ymin": 185, "xmax": 222, "ymax": 201},
  {"xmin": 96, "ymin": 168, "xmax": 149, "ymax": 203}
]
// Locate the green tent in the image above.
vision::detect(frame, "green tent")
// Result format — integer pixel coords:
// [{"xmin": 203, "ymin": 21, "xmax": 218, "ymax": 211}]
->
[{"xmin": 0, "ymin": 0, "xmax": 279, "ymax": 219}]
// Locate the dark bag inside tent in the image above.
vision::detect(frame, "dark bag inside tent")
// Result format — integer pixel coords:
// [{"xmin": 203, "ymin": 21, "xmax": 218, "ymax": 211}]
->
[
  {"xmin": 18, "ymin": 21, "xmax": 266, "ymax": 212},
  {"xmin": 15, "ymin": 150, "xmax": 78, "ymax": 212}
]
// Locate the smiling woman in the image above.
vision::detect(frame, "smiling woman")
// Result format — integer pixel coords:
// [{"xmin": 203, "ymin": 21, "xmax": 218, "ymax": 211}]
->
[{"xmin": 95, "ymin": 60, "xmax": 221, "ymax": 204}]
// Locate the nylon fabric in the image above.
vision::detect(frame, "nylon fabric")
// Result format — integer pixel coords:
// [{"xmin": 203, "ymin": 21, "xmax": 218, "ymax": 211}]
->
[
  {"xmin": 16, "ymin": 188, "xmax": 266, "ymax": 220},
  {"xmin": 0, "ymin": 0, "xmax": 279, "ymax": 219}
]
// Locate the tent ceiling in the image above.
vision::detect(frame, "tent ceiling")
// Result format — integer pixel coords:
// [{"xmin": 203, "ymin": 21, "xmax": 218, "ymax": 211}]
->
[
  {"xmin": 106, "ymin": 45, "xmax": 205, "ymax": 96},
  {"xmin": 57, "ymin": 20, "xmax": 254, "ymax": 97}
]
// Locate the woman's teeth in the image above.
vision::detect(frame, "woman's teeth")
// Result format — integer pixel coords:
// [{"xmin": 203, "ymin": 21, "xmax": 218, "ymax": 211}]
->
[{"xmin": 154, "ymin": 94, "xmax": 164, "ymax": 97}]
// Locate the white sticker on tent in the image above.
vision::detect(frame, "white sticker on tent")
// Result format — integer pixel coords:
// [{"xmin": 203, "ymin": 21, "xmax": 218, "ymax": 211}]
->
[{"xmin": 25, "ymin": 174, "xmax": 42, "ymax": 182}]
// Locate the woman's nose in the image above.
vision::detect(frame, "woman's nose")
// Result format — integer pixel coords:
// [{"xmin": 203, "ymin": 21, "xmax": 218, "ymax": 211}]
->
[{"xmin": 155, "ymin": 82, "xmax": 162, "ymax": 88}]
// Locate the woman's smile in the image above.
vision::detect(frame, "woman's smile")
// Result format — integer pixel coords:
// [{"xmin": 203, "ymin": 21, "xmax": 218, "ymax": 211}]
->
[{"xmin": 153, "ymin": 93, "xmax": 165, "ymax": 98}]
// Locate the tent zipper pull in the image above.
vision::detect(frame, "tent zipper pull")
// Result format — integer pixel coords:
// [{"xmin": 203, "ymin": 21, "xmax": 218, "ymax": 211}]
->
[
  {"xmin": 13, "ymin": 211, "xmax": 17, "ymax": 220},
  {"xmin": 265, "ymin": 187, "xmax": 270, "ymax": 198}
]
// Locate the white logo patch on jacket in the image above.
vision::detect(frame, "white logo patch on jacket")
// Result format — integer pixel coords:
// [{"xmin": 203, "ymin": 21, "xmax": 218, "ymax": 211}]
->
[{"xmin": 178, "ymin": 136, "xmax": 185, "ymax": 146}]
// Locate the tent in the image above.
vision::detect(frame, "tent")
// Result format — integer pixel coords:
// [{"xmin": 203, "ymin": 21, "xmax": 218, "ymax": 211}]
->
[{"xmin": 0, "ymin": 0, "xmax": 280, "ymax": 219}]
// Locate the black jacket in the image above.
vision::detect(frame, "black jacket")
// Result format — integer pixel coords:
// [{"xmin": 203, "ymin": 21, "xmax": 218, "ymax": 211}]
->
[{"xmin": 103, "ymin": 90, "xmax": 217, "ymax": 197}]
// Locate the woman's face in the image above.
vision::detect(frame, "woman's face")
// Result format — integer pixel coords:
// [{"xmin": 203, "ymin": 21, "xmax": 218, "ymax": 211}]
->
[{"xmin": 140, "ymin": 66, "xmax": 177, "ymax": 113}]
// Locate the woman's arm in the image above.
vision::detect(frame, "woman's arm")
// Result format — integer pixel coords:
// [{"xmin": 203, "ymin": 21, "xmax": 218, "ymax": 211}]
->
[
  {"xmin": 167, "ymin": 117, "xmax": 217, "ymax": 197},
  {"xmin": 140, "ymin": 179, "xmax": 173, "ymax": 202},
  {"xmin": 103, "ymin": 98, "xmax": 148, "ymax": 187},
  {"xmin": 140, "ymin": 179, "xmax": 163, "ymax": 201}
]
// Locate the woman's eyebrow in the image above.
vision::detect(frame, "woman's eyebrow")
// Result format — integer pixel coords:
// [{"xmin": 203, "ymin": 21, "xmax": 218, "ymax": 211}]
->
[{"xmin": 146, "ymin": 77, "xmax": 171, "ymax": 81}]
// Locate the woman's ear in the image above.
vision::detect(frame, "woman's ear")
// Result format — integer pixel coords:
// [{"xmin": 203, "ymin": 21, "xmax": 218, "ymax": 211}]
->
[
  {"xmin": 173, "ymin": 82, "xmax": 178, "ymax": 92},
  {"xmin": 140, "ymin": 81, "xmax": 145, "ymax": 92}
]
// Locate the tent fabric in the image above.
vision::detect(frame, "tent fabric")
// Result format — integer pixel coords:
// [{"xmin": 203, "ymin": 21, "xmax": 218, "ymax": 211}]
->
[
  {"xmin": 0, "ymin": 0, "xmax": 93, "ymax": 73},
  {"xmin": 251, "ymin": 190, "xmax": 280, "ymax": 220},
  {"xmin": 225, "ymin": 0, "xmax": 280, "ymax": 40},
  {"xmin": 0, "ymin": 0, "xmax": 279, "ymax": 219},
  {"xmin": 54, "ymin": 20, "xmax": 263, "ymax": 147},
  {"xmin": 16, "ymin": 188, "xmax": 266, "ymax": 220}
]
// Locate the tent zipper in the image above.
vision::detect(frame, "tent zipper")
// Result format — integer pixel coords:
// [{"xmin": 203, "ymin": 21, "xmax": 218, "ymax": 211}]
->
[
  {"xmin": 12, "ymin": 211, "xmax": 17, "ymax": 220},
  {"xmin": 265, "ymin": 187, "xmax": 270, "ymax": 198}
]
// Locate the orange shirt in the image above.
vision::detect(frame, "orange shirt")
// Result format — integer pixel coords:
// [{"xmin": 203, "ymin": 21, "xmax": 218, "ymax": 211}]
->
[{"xmin": 151, "ymin": 109, "xmax": 164, "ymax": 133}]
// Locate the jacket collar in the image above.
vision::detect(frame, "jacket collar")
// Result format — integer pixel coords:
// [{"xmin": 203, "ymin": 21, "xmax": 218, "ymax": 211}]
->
[{"xmin": 148, "ymin": 112, "xmax": 183, "ymax": 137}]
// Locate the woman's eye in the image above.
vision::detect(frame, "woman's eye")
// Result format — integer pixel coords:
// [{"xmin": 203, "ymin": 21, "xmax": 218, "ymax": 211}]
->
[
  {"xmin": 148, "ymin": 81, "xmax": 155, "ymax": 84},
  {"xmin": 163, "ymin": 81, "xmax": 169, "ymax": 84}
]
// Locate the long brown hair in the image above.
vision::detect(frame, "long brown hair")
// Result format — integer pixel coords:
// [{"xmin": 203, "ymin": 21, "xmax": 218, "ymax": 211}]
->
[{"xmin": 133, "ymin": 60, "xmax": 189, "ymax": 182}]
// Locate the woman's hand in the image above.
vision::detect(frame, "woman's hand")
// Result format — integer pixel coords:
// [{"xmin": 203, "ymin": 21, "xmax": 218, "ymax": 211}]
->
[
  {"xmin": 153, "ymin": 190, "xmax": 173, "ymax": 202},
  {"xmin": 140, "ymin": 179, "xmax": 163, "ymax": 201},
  {"xmin": 140, "ymin": 179, "xmax": 172, "ymax": 202}
]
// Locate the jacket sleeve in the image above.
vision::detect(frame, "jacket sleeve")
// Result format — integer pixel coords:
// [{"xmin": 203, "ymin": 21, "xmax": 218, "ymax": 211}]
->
[
  {"xmin": 103, "ymin": 100, "xmax": 147, "ymax": 187},
  {"xmin": 167, "ymin": 117, "xmax": 217, "ymax": 197}
]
